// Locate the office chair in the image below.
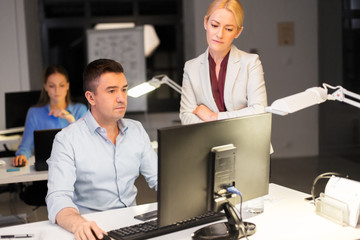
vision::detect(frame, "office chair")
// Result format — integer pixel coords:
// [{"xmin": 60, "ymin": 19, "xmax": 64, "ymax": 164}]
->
[
  {"xmin": 19, "ymin": 180, "xmax": 47, "ymax": 209},
  {"xmin": 135, "ymin": 175, "xmax": 157, "ymax": 204}
]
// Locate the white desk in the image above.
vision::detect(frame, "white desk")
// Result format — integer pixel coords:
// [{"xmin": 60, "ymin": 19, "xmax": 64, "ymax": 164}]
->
[
  {"xmin": 0, "ymin": 156, "xmax": 47, "ymax": 185},
  {"xmin": 0, "ymin": 184, "xmax": 359, "ymax": 240}
]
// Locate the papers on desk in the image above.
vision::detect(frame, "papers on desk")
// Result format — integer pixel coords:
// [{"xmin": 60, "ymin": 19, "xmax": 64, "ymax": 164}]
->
[{"xmin": 324, "ymin": 176, "xmax": 360, "ymax": 227}]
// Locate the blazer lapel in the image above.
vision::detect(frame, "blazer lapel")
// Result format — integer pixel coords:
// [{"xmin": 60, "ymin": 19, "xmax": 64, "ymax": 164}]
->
[
  {"xmin": 200, "ymin": 48, "xmax": 219, "ymax": 112},
  {"xmin": 224, "ymin": 45, "xmax": 241, "ymax": 110}
]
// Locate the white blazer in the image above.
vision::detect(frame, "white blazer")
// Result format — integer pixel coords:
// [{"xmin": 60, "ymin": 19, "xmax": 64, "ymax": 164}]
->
[{"xmin": 180, "ymin": 45, "xmax": 268, "ymax": 125}]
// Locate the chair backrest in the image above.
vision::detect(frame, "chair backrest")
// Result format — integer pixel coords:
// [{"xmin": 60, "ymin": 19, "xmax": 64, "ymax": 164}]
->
[{"xmin": 34, "ymin": 128, "xmax": 61, "ymax": 171}]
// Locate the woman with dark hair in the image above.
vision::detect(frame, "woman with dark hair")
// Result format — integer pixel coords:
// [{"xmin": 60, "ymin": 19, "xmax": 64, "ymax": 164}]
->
[{"xmin": 12, "ymin": 65, "xmax": 87, "ymax": 167}]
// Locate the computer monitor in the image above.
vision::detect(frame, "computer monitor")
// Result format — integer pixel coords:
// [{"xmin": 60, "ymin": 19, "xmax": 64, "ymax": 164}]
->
[
  {"xmin": 5, "ymin": 90, "xmax": 41, "ymax": 129},
  {"xmin": 157, "ymin": 113, "xmax": 272, "ymax": 228}
]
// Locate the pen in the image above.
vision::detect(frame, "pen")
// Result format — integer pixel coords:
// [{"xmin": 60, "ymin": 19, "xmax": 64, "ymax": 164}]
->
[
  {"xmin": 0, "ymin": 234, "xmax": 33, "ymax": 238},
  {"xmin": 6, "ymin": 168, "xmax": 20, "ymax": 172}
]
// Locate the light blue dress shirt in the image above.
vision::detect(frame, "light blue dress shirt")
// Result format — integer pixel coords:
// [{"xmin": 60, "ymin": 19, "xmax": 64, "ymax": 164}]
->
[
  {"xmin": 15, "ymin": 103, "xmax": 88, "ymax": 159},
  {"xmin": 46, "ymin": 110, "xmax": 158, "ymax": 224}
]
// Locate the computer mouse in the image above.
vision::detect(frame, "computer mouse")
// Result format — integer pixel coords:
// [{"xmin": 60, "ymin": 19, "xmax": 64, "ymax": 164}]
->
[
  {"xmin": 15, "ymin": 161, "xmax": 26, "ymax": 167},
  {"xmin": 94, "ymin": 235, "xmax": 111, "ymax": 240},
  {"xmin": 92, "ymin": 230, "xmax": 111, "ymax": 240},
  {"xmin": 101, "ymin": 234, "xmax": 111, "ymax": 240}
]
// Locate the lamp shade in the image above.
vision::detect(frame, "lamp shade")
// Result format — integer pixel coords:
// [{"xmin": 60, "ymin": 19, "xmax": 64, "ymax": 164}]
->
[
  {"xmin": 127, "ymin": 82, "xmax": 157, "ymax": 98},
  {"xmin": 266, "ymin": 87, "xmax": 328, "ymax": 115}
]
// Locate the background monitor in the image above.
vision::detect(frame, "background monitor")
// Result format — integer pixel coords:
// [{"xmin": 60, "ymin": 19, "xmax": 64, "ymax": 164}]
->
[
  {"xmin": 5, "ymin": 90, "xmax": 41, "ymax": 129},
  {"xmin": 157, "ymin": 113, "xmax": 272, "ymax": 227}
]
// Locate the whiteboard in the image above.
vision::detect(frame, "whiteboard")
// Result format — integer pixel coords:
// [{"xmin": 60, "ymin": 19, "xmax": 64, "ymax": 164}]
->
[{"xmin": 86, "ymin": 26, "xmax": 147, "ymax": 112}]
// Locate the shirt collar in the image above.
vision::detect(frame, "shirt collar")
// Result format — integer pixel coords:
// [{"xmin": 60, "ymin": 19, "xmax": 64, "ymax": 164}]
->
[
  {"xmin": 118, "ymin": 118, "xmax": 128, "ymax": 134},
  {"xmin": 84, "ymin": 110, "xmax": 128, "ymax": 134}
]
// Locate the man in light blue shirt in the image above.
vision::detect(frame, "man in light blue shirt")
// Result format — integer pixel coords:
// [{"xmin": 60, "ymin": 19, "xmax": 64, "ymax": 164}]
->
[{"xmin": 46, "ymin": 59, "xmax": 157, "ymax": 240}]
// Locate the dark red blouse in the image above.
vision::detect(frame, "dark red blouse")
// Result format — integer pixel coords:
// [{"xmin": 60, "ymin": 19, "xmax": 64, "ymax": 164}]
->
[{"xmin": 208, "ymin": 51, "xmax": 230, "ymax": 112}]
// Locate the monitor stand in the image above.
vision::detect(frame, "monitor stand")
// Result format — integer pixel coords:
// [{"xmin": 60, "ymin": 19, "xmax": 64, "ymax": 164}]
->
[
  {"xmin": 192, "ymin": 144, "xmax": 257, "ymax": 239},
  {"xmin": 192, "ymin": 202, "xmax": 256, "ymax": 240}
]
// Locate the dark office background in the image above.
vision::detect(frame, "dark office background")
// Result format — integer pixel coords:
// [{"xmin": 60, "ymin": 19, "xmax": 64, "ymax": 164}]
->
[
  {"xmin": 39, "ymin": 0, "xmax": 183, "ymax": 112},
  {"xmin": 2, "ymin": 0, "xmax": 360, "ymax": 191},
  {"xmin": 37, "ymin": 0, "xmax": 360, "ymax": 157}
]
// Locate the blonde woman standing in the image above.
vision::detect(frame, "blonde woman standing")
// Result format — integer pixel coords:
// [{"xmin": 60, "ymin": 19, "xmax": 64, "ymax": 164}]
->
[{"xmin": 180, "ymin": 0, "xmax": 267, "ymax": 124}]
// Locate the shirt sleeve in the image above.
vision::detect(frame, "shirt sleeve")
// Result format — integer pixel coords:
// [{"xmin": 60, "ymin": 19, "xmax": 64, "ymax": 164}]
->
[
  {"xmin": 46, "ymin": 131, "xmax": 78, "ymax": 224},
  {"xmin": 179, "ymin": 61, "xmax": 204, "ymax": 125},
  {"xmin": 15, "ymin": 108, "xmax": 37, "ymax": 159}
]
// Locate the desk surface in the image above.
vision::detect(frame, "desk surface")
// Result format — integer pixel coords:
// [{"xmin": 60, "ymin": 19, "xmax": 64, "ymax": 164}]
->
[
  {"xmin": 0, "ymin": 184, "xmax": 359, "ymax": 240},
  {"xmin": 0, "ymin": 156, "xmax": 47, "ymax": 185}
]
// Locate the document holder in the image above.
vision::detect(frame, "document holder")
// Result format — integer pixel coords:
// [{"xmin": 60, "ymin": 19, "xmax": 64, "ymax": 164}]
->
[{"xmin": 315, "ymin": 193, "xmax": 349, "ymax": 226}]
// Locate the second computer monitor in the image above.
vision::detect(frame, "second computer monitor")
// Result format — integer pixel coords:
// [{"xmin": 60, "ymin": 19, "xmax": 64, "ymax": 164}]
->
[
  {"xmin": 5, "ymin": 90, "xmax": 41, "ymax": 129},
  {"xmin": 157, "ymin": 113, "xmax": 272, "ymax": 227}
]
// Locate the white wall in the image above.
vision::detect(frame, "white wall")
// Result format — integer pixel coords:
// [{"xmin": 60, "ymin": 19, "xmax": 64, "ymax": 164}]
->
[
  {"xmin": 185, "ymin": 0, "xmax": 319, "ymax": 158},
  {"xmin": 0, "ymin": 0, "xmax": 30, "ymax": 130}
]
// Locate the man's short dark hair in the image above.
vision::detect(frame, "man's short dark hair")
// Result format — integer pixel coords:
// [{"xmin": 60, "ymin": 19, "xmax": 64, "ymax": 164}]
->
[{"xmin": 83, "ymin": 59, "xmax": 124, "ymax": 93}]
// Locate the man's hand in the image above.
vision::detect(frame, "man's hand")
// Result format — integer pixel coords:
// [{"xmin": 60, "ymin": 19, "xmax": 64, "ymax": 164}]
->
[
  {"xmin": 193, "ymin": 104, "xmax": 218, "ymax": 122},
  {"xmin": 56, "ymin": 208, "xmax": 107, "ymax": 240},
  {"xmin": 73, "ymin": 220, "xmax": 105, "ymax": 240}
]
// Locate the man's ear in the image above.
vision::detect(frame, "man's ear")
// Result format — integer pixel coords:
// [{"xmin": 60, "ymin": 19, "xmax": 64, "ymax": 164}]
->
[{"xmin": 85, "ymin": 91, "xmax": 95, "ymax": 106}]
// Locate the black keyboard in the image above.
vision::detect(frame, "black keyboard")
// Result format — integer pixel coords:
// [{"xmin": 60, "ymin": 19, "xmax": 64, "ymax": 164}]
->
[{"xmin": 108, "ymin": 211, "xmax": 226, "ymax": 240}]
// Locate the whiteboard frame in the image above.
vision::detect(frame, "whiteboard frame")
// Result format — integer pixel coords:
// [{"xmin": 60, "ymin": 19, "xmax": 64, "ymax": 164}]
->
[{"xmin": 86, "ymin": 26, "xmax": 147, "ymax": 112}]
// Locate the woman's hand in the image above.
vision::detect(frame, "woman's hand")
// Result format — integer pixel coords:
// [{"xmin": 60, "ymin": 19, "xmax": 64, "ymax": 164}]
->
[
  {"xmin": 193, "ymin": 104, "xmax": 218, "ymax": 122},
  {"xmin": 12, "ymin": 155, "xmax": 28, "ymax": 167},
  {"xmin": 49, "ymin": 109, "xmax": 75, "ymax": 123}
]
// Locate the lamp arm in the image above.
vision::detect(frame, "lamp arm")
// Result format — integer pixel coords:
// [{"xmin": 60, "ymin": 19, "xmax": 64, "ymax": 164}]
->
[
  {"xmin": 266, "ymin": 83, "xmax": 360, "ymax": 116},
  {"xmin": 159, "ymin": 75, "xmax": 182, "ymax": 94},
  {"xmin": 323, "ymin": 83, "xmax": 360, "ymax": 109}
]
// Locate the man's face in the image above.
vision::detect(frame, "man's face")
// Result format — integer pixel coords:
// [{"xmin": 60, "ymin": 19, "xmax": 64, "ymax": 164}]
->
[{"xmin": 86, "ymin": 72, "xmax": 128, "ymax": 124}]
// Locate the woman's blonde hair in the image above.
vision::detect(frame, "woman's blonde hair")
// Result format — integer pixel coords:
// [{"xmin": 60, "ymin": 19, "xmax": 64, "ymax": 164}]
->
[{"xmin": 205, "ymin": 0, "xmax": 244, "ymax": 29}]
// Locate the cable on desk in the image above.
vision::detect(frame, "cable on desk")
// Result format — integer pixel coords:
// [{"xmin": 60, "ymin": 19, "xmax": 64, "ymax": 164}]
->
[{"xmin": 226, "ymin": 186, "xmax": 250, "ymax": 240}]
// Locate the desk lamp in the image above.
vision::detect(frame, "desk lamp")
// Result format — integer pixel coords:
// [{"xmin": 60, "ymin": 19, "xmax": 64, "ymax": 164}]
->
[
  {"xmin": 266, "ymin": 83, "xmax": 360, "ymax": 115},
  {"xmin": 127, "ymin": 74, "xmax": 182, "ymax": 98},
  {"xmin": 266, "ymin": 83, "xmax": 360, "ymax": 227}
]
